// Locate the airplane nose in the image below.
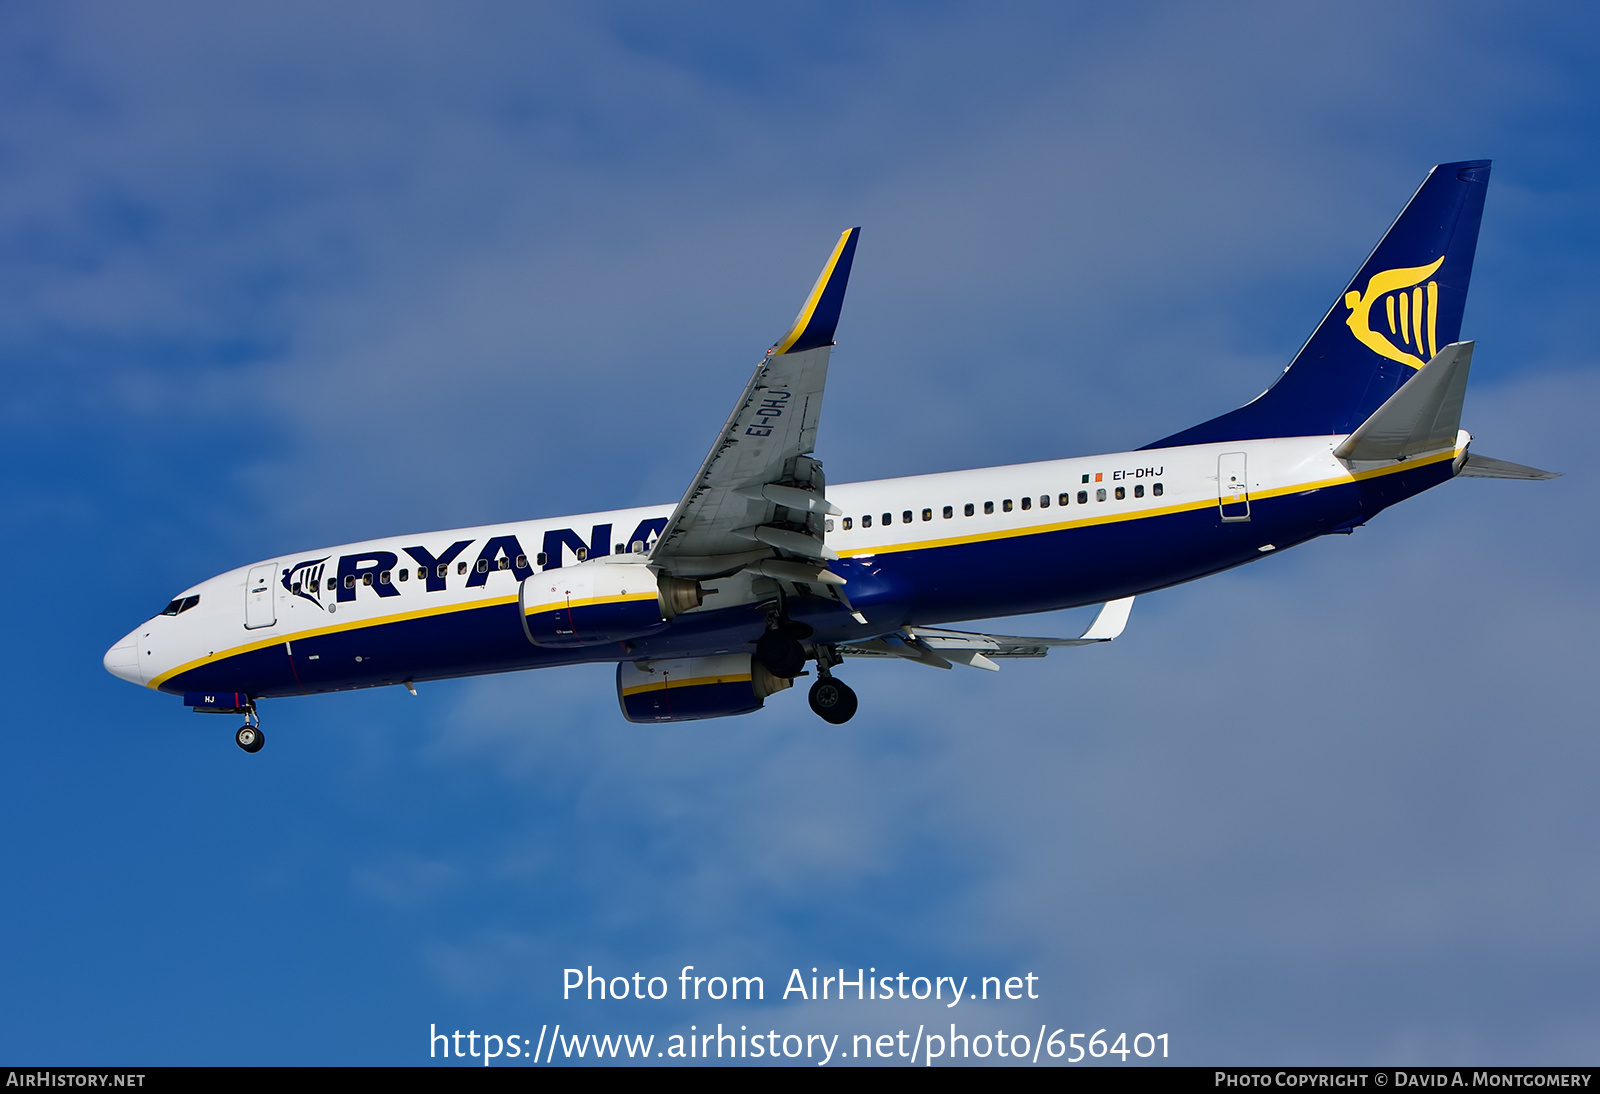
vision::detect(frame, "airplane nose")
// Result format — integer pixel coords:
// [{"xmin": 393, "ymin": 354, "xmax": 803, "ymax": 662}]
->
[{"xmin": 104, "ymin": 628, "xmax": 145, "ymax": 686}]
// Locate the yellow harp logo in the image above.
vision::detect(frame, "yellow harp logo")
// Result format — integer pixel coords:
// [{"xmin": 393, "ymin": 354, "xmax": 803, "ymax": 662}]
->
[{"xmin": 1343, "ymin": 256, "xmax": 1445, "ymax": 369}]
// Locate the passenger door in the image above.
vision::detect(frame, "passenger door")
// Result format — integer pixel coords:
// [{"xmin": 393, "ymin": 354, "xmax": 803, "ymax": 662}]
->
[{"xmin": 245, "ymin": 563, "xmax": 277, "ymax": 629}]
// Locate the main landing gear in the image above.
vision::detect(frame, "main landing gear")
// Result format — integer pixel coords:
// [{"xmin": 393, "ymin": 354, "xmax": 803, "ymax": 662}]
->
[
  {"xmin": 806, "ymin": 644, "xmax": 857, "ymax": 724},
  {"xmin": 757, "ymin": 619, "xmax": 858, "ymax": 724},
  {"xmin": 235, "ymin": 705, "xmax": 264, "ymax": 753},
  {"xmin": 807, "ymin": 676, "xmax": 857, "ymax": 724}
]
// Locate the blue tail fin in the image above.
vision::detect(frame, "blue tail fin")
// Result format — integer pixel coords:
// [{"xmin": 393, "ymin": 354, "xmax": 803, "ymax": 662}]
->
[{"xmin": 1144, "ymin": 160, "xmax": 1490, "ymax": 449}]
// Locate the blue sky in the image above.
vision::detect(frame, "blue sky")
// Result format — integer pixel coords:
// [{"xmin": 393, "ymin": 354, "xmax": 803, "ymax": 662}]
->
[{"xmin": 2, "ymin": 2, "xmax": 1597, "ymax": 1065}]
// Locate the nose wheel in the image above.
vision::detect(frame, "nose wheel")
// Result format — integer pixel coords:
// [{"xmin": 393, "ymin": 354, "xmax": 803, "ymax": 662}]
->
[
  {"xmin": 235, "ymin": 706, "xmax": 265, "ymax": 753},
  {"xmin": 808, "ymin": 677, "xmax": 858, "ymax": 724}
]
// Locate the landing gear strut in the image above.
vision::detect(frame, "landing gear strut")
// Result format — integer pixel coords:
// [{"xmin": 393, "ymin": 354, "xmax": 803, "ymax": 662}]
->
[{"xmin": 235, "ymin": 705, "xmax": 264, "ymax": 753}]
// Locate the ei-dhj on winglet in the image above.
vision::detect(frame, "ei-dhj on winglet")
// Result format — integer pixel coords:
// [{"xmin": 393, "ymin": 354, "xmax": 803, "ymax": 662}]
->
[{"xmin": 770, "ymin": 227, "xmax": 860, "ymax": 355}]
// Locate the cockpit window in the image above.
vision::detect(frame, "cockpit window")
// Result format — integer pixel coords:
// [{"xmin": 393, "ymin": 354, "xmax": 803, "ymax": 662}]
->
[{"xmin": 160, "ymin": 595, "xmax": 200, "ymax": 616}]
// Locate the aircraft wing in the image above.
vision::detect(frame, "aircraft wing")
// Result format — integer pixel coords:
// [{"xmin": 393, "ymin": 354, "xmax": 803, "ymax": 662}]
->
[
  {"xmin": 651, "ymin": 228, "xmax": 860, "ymax": 580},
  {"xmin": 838, "ymin": 598, "xmax": 1136, "ymax": 670}
]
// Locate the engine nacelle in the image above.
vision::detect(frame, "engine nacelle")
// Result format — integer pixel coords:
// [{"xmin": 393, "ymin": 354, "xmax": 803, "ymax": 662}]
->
[
  {"xmin": 520, "ymin": 559, "xmax": 670, "ymax": 648},
  {"xmin": 617, "ymin": 655, "xmax": 792, "ymax": 723}
]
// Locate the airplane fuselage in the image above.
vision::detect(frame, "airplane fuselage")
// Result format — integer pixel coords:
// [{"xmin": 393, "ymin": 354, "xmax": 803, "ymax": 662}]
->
[{"xmin": 106, "ymin": 433, "xmax": 1463, "ymax": 702}]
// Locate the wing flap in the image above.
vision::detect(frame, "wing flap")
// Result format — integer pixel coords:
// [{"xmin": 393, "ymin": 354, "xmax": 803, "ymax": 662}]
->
[{"xmin": 838, "ymin": 598, "xmax": 1135, "ymax": 670}]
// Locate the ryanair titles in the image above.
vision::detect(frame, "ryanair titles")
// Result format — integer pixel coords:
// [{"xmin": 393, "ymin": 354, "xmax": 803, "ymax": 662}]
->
[{"xmin": 279, "ymin": 517, "xmax": 669, "ymax": 610}]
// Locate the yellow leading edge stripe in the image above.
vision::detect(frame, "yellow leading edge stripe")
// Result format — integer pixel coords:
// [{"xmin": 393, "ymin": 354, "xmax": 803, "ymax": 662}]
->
[
  {"xmin": 769, "ymin": 229, "xmax": 853, "ymax": 355},
  {"xmin": 150, "ymin": 448, "xmax": 1459, "ymax": 690}
]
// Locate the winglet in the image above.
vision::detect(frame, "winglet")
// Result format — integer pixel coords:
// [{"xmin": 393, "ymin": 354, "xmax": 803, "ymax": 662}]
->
[{"xmin": 771, "ymin": 227, "xmax": 860, "ymax": 355}]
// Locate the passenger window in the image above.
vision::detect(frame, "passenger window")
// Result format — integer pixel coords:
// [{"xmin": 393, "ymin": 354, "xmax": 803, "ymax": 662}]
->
[
  {"xmin": 862, "ymin": 514, "xmax": 872, "ymax": 528},
  {"xmin": 1115, "ymin": 487, "xmax": 1125, "ymax": 500},
  {"xmin": 943, "ymin": 506, "xmax": 953, "ymax": 519},
  {"xmin": 964, "ymin": 504, "xmax": 974, "ymax": 516},
  {"xmin": 575, "ymin": 547, "xmax": 588, "ymax": 561},
  {"xmin": 882, "ymin": 512, "xmax": 892, "ymax": 526},
  {"xmin": 903, "ymin": 510, "xmax": 912, "ymax": 524},
  {"xmin": 328, "ymin": 577, "xmax": 338, "ymax": 591},
  {"xmin": 984, "ymin": 501, "xmax": 994, "ymax": 515},
  {"xmin": 1077, "ymin": 491, "xmax": 1088, "ymax": 504},
  {"xmin": 476, "ymin": 559, "xmax": 489, "ymax": 573},
  {"xmin": 1096, "ymin": 488, "xmax": 1107, "ymax": 502},
  {"xmin": 457, "ymin": 561, "xmax": 468, "ymax": 575},
  {"xmin": 1059, "ymin": 493, "xmax": 1070, "ymax": 506},
  {"xmin": 379, "ymin": 570, "xmax": 392, "ymax": 584},
  {"xmin": 497, "ymin": 557, "xmax": 510, "ymax": 570},
  {"xmin": 436, "ymin": 564, "xmax": 448, "ymax": 578},
  {"xmin": 922, "ymin": 508, "xmax": 932, "ymax": 521},
  {"xmin": 534, "ymin": 553, "xmax": 547, "ymax": 568},
  {"xmin": 1002, "ymin": 499, "xmax": 1013, "ymax": 512},
  {"xmin": 1020, "ymin": 497, "xmax": 1031, "ymax": 510},
  {"xmin": 1040, "ymin": 494, "xmax": 1049, "ymax": 508},
  {"xmin": 344, "ymin": 575, "xmax": 356, "ymax": 589},
  {"xmin": 1153, "ymin": 482, "xmax": 1164, "ymax": 496},
  {"xmin": 842, "ymin": 517, "xmax": 853, "ymax": 530},
  {"xmin": 1134, "ymin": 484, "xmax": 1145, "ymax": 498},
  {"xmin": 825, "ymin": 518, "xmax": 834, "ymax": 532},
  {"xmin": 515, "ymin": 554, "xmax": 528, "ymax": 569},
  {"xmin": 397, "ymin": 570, "xmax": 407, "ymax": 582},
  {"xmin": 631, "ymin": 541, "xmax": 645, "ymax": 554}
]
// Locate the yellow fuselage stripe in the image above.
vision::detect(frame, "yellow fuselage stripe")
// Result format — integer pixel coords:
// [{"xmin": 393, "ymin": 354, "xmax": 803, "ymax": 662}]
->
[
  {"xmin": 148, "ymin": 593, "xmax": 521, "ymax": 689},
  {"xmin": 834, "ymin": 448, "xmax": 1455, "ymax": 559}
]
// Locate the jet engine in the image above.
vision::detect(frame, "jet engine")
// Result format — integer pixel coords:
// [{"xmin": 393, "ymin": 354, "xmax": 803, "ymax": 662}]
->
[
  {"xmin": 616, "ymin": 655, "xmax": 792, "ymax": 722},
  {"xmin": 520, "ymin": 558, "xmax": 691, "ymax": 648}
]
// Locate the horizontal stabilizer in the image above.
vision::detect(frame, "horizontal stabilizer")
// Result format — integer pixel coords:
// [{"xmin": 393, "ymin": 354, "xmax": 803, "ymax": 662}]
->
[
  {"xmin": 1335, "ymin": 342, "xmax": 1472, "ymax": 462},
  {"xmin": 1456, "ymin": 453, "xmax": 1561, "ymax": 480}
]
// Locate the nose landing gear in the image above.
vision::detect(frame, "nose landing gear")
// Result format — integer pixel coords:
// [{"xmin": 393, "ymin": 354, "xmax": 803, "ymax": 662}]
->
[{"xmin": 235, "ymin": 705, "xmax": 265, "ymax": 753}]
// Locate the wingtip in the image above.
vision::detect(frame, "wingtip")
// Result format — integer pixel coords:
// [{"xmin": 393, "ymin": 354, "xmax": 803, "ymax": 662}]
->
[{"xmin": 771, "ymin": 227, "xmax": 861, "ymax": 355}]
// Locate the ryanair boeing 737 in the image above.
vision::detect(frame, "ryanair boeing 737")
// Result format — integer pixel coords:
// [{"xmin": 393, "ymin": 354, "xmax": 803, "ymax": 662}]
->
[{"xmin": 105, "ymin": 161, "xmax": 1555, "ymax": 751}]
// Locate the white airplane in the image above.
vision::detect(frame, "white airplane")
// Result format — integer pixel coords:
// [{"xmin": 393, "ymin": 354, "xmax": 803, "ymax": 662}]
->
[{"xmin": 105, "ymin": 160, "xmax": 1555, "ymax": 751}]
